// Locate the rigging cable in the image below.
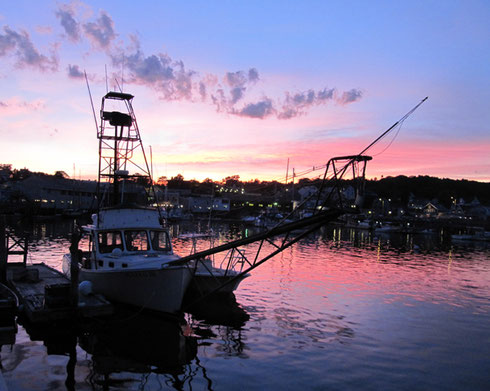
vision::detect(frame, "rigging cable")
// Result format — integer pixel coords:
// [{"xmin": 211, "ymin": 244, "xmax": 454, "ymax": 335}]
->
[
  {"xmin": 357, "ymin": 96, "xmax": 428, "ymax": 156},
  {"xmin": 371, "ymin": 121, "xmax": 404, "ymax": 157}
]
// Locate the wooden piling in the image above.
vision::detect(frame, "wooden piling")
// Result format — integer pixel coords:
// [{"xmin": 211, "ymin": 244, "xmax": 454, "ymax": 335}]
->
[
  {"xmin": 69, "ymin": 229, "xmax": 80, "ymax": 308},
  {"xmin": 0, "ymin": 216, "xmax": 6, "ymax": 284}
]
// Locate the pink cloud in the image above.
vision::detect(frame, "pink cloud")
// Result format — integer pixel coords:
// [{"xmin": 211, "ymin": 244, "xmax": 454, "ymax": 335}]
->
[
  {"xmin": 0, "ymin": 97, "xmax": 45, "ymax": 116},
  {"xmin": 149, "ymin": 132, "xmax": 490, "ymax": 182},
  {"xmin": 366, "ymin": 140, "xmax": 490, "ymax": 181}
]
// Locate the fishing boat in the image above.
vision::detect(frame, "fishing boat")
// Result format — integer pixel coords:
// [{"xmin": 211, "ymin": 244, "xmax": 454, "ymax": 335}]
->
[
  {"xmin": 62, "ymin": 91, "xmax": 194, "ymax": 313},
  {"xmin": 62, "ymin": 90, "xmax": 250, "ymax": 313},
  {"xmin": 69, "ymin": 207, "xmax": 194, "ymax": 313}
]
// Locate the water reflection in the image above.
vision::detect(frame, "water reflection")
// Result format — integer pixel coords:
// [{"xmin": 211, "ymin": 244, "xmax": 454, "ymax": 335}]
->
[
  {"xmin": 79, "ymin": 310, "xmax": 197, "ymax": 390},
  {"xmin": 6, "ymin": 297, "xmax": 250, "ymax": 390},
  {"xmin": 1, "ymin": 219, "xmax": 489, "ymax": 390}
]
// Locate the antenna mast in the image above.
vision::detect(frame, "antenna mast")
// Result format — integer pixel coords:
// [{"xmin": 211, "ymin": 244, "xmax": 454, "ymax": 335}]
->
[
  {"xmin": 84, "ymin": 71, "xmax": 99, "ymax": 134},
  {"xmin": 96, "ymin": 91, "xmax": 162, "ymax": 220}
]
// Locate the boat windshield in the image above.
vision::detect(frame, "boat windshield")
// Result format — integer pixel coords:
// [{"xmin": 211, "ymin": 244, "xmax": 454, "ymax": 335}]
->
[
  {"xmin": 98, "ymin": 231, "xmax": 123, "ymax": 254},
  {"xmin": 124, "ymin": 230, "xmax": 149, "ymax": 252},
  {"xmin": 150, "ymin": 230, "xmax": 171, "ymax": 252}
]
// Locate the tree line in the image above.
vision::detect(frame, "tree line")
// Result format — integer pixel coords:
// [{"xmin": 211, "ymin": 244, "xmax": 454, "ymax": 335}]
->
[{"xmin": 2, "ymin": 165, "xmax": 489, "ymax": 207}]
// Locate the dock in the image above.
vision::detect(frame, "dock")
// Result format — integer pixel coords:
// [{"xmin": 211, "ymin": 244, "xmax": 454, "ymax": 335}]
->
[
  {"xmin": 0, "ymin": 216, "xmax": 113, "ymax": 323},
  {"xmin": 7, "ymin": 263, "xmax": 113, "ymax": 323}
]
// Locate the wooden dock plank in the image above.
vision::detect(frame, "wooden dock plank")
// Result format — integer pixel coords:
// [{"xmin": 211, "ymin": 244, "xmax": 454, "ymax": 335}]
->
[{"xmin": 7, "ymin": 263, "xmax": 113, "ymax": 323}]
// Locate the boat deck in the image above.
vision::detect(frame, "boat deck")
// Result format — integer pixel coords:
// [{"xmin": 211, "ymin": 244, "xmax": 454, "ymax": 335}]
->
[{"xmin": 7, "ymin": 263, "xmax": 113, "ymax": 323}]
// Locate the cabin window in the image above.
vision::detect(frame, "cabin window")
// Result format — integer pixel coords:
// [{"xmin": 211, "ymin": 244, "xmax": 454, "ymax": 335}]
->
[
  {"xmin": 150, "ymin": 230, "xmax": 171, "ymax": 251},
  {"xmin": 108, "ymin": 261, "xmax": 114, "ymax": 268},
  {"xmin": 98, "ymin": 231, "xmax": 123, "ymax": 254},
  {"xmin": 98, "ymin": 260, "xmax": 103, "ymax": 267},
  {"xmin": 125, "ymin": 230, "xmax": 149, "ymax": 252},
  {"xmin": 79, "ymin": 234, "xmax": 91, "ymax": 253}
]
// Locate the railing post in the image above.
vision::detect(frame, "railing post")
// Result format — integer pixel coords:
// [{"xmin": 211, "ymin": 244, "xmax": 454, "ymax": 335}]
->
[
  {"xmin": 0, "ymin": 215, "xmax": 6, "ymax": 283},
  {"xmin": 23, "ymin": 236, "xmax": 28, "ymax": 266},
  {"xmin": 69, "ymin": 229, "xmax": 81, "ymax": 308}
]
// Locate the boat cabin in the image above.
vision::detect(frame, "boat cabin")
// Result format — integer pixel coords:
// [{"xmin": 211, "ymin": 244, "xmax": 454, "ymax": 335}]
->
[
  {"xmin": 96, "ymin": 229, "xmax": 172, "ymax": 255},
  {"xmin": 80, "ymin": 207, "xmax": 178, "ymax": 270}
]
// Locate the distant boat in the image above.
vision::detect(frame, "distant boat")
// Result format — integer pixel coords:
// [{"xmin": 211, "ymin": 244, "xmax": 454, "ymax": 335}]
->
[
  {"xmin": 374, "ymin": 222, "xmax": 401, "ymax": 233},
  {"xmin": 188, "ymin": 255, "xmax": 250, "ymax": 296},
  {"xmin": 241, "ymin": 216, "xmax": 256, "ymax": 223},
  {"xmin": 452, "ymin": 227, "xmax": 490, "ymax": 242},
  {"xmin": 178, "ymin": 231, "xmax": 250, "ymax": 296},
  {"xmin": 178, "ymin": 232, "xmax": 213, "ymax": 239}
]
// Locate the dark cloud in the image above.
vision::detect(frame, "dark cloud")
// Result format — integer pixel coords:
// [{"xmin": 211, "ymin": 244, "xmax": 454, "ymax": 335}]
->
[
  {"xmin": 198, "ymin": 81, "xmax": 207, "ymax": 101},
  {"xmin": 67, "ymin": 64, "xmax": 84, "ymax": 78},
  {"xmin": 50, "ymin": 4, "xmax": 363, "ymax": 118},
  {"xmin": 217, "ymin": 68, "xmax": 259, "ymax": 106},
  {"xmin": 277, "ymin": 88, "xmax": 336, "ymax": 119},
  {"xmin": 0, "ymin": 27, "xmax": 16, "ymax": 55},
  {"xmin": 56, "ymin": 6, "xmax": 80, "ymax": 42},
  {"xmin": 215, "ymin": 84, "xmax": 361, "ymax": 120},
  {"xmin": 224, "ymin": 71, "xmax": 244, "ymax": 87},
  {"xmin": 211, "ymin": 88, "xmax": 227, "ymax": 112},
  {"xmin": 83, "ymin": 12, "xmax": 116, "ymax": 49},
  {"xmin": 248, "ymin": 68, "xmax": 259, "ymax": 83},
  {"xmin": 0, "ymin": 26, "xmax": 58, "ymax": 71},
  {"xmin": 317, "ymin": 88, "xmax": 335, "ymax": 101},
  {"xmin": 112, "ymin": 42, "xmax": 196, "ymax": 100},
  {"xmin": 234, "ymin": 98, "xmax": 275, "ymax": 119},
  {"xmin": 223, "ymin": 69, "xmax": 259, "ymax": 90},
  {"xmin": 337, "ymin": 89, "xmax": 363, "ymax": 105},
  {"xmin": 230, "ymin": 87, "xmax": 245, "ymax": 104},
  {"xmin": 126, "ymin": 52, "xmax": 175, "ymax": 82}
]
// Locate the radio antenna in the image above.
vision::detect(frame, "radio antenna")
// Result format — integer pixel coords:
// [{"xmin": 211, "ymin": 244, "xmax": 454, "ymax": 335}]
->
[
  {"xmin": 121, "ymin": 54, "xmax": 124, "ymax": 92},
  {"xmin": 104, "ymin": 65, "xmax": 108, "ymax": 93},
  {"xmin": 84, "ymin": 70, "xmax": 99, "ymax": 134}
]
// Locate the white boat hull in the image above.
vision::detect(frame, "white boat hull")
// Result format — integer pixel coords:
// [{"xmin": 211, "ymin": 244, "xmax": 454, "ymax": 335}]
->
[
  {"xmin": 190, "ymin": 270, "xmax": 250, "ymax": 295},
  {"xmin": 79, "ymin": 266, "xmax": 193, "ymax": 313}
]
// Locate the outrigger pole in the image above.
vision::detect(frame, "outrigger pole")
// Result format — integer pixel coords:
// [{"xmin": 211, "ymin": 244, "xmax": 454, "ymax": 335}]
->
[
  {"xmin": 358, "ymin": 96, "xmax": 428, "ymax": 156},
  {"xmin": 179, "ymin": 97, "xmax": 429, "ymax": 304}
]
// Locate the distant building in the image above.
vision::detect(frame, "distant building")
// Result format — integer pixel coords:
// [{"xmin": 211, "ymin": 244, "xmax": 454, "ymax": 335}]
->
[
  {"xmin": 422, "ymin": 201, "xmax": 448, "ymax": 217},
  {"xmin": 462, "ymin": 198, "xmax": 490, "ymax": 220},
  {"xmin": 184, "ymin": 195, "xmax": 230, "ymax": 213},
  {"xmin": 9, "ymin": 176, "xmax": 147, "ymax": 211},
  {"xmin": 10, "ymin": 176, "xmax": 97, "ymax": 211},
  {"xmin": 298, "ymin": 186, "xmax": 318, "ymax": 200}
]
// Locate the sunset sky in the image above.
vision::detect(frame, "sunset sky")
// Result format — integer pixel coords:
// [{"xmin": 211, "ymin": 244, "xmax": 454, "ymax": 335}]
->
[{"xmin": 1, "ymin": 1, "xmax": 489, "ymax": 183}]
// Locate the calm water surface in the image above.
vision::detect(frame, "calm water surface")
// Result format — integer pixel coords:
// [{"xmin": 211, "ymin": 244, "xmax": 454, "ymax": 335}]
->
[{"xmin": 1, "ymin": 219, "xmax": 489, "ymax": 390}]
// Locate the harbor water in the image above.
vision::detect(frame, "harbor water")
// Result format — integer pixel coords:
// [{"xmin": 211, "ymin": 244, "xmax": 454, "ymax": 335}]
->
[{"xmin": 1, "ymin": 219, "xmax": 489, "ymax": 390}]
